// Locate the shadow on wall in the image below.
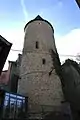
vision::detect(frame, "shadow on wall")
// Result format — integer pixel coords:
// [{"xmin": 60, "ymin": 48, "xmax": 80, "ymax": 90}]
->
[
  {"xmin": 61, "ymin": 59, "xmax": 80, "ymax": 110},
  {"xmin": 61, "ymin": 59, "xmax": 80, "ymax": 120},
  {"xmin": 44, "ymin": 111, "xmax": 71, "ymax": 120}
]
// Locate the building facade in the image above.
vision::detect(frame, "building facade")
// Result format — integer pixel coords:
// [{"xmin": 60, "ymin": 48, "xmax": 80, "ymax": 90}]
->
[
  {"xmin": 0, "ymin": 54, "xmax": 22, "ymax": 93},
  {"xmin": 17, "ymin": 15, "xmax": 68, "ymax": 117}
]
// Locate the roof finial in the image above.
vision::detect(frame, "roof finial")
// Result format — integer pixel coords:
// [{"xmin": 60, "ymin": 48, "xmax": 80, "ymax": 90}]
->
[{"xmin": 35, "ymin": 15, "xmax": 43, "ymax": 20}]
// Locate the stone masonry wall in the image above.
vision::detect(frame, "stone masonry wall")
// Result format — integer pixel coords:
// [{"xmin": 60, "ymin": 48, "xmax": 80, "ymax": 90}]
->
[{"xmin": 17, "ymin": 19, "xmax": 64, "ymax": 113}]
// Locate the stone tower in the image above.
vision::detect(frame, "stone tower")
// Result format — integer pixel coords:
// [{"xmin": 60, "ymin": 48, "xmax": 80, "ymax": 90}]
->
[{"xmin": 18, "ymin": 15, "xmax": 64, "ymax": 114}]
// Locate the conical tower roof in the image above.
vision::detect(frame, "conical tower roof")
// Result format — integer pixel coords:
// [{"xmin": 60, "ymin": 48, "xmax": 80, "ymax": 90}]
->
[
  {"xmin": 24, "ymin": 15, "xmax": 54, "ymax": 33},
  {"xmin": 34, "ymin": 15, "xmax": 43, "ymax": 20}
]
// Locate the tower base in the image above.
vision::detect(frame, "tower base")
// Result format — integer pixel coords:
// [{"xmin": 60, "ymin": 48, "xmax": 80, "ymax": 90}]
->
[{"xmin": 27, "ymin": 102, "xmax": 72, "ymax": 120}]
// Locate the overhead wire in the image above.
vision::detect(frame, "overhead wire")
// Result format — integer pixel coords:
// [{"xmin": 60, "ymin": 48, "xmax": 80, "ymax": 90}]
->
[{"xmin": 10, "ymin": 49, "xmax": 79, "ymax": 58}]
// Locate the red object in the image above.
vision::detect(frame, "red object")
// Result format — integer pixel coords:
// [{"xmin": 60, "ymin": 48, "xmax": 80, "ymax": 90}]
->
[{"xmin": 0, "ymin": 62, "xmax": 11, "ymax": 84}]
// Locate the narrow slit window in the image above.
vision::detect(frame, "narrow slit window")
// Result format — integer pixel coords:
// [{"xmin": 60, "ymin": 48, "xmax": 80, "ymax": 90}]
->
[
  {"xmin": 36, "ymin": 41, "xmax": 39, "ymax": 49},
  {"xmin": 42, "ymin": 59, "xmax": 46, "ymax": 65}
]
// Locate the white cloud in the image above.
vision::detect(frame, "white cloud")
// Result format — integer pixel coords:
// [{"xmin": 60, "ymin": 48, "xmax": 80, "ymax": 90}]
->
[
  {"xmin": 20, "ymin": 0, "xmax": 28, "ymax": 21},
  {"xmin": 0, "ymin": 29, "xmax": 24, "ymax": 70},
  {"xmin": 1, "ymin": 27, "xmax": 80, "ymax": 70},
  {"xmin": 0, "ymin": 29, "xmax": 24, "ymax": 50},
  {"xmin": 55, "ymin": 28, "xmax": 80, "ymax": 63}
]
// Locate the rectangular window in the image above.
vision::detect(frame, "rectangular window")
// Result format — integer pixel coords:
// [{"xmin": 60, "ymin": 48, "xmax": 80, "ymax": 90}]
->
[
  {"xmin": 2, "ymin": 92, "xmax": 27, "ymax": 119},
  {"xmin": 36, "ymin": 41, "xmax": 39, "ymax": 49},
  {"xmin": 42, "ymin": 59, "xmax": 46, "ymax": 64}
]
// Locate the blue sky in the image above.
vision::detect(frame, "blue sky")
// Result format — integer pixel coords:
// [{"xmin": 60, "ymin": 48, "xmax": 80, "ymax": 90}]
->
[
  {"xmin": 0, "ymin": 0, "xmax": 80, "ymax": 34},
  {"xmin": 0, "ymin": 0, "xmax": 80, "ymax": 69}
]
